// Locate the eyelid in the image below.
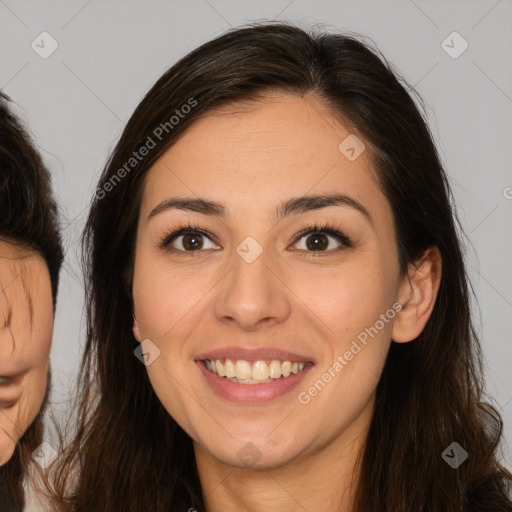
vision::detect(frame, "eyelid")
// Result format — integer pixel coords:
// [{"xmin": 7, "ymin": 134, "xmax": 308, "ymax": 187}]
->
[
  {"xmin": 158, "ymin": 221, "xmax": 353, "ymax": 254},
  {"xmin": 291, "ymin": 223, "xmax": 353, "ymax": 249},
  {"xmin": 159, "ymin": 224, "xmax": 220, "ymax": 252}
]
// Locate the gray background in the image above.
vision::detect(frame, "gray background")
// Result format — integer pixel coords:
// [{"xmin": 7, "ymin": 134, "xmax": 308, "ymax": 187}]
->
[{"xmin": 1, "ymin": 0, "xmax": 511, "ymax": 468}]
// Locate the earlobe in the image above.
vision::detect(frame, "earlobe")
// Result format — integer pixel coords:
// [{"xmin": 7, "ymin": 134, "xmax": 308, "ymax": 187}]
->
[
  {"xmin": 132, "ymin": 317, "xmax": 141, "ymax": 343},
  {"xmin": 391, "ymin": 246, "xmax": 442, "ymax": 344}
]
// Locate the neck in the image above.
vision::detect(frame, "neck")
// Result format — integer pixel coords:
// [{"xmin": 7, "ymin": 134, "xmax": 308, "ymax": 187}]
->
[{"xmin": 194, "ymin": 398, "xmax": 373, "ymax": 512}]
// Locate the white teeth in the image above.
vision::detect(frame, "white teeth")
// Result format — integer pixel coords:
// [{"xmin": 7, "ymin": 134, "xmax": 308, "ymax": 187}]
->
[
  {"xmin": 216, "ymin": 359, "xmax": 225, "ymax": 377},
  {"xmin": 252, "ymin": 361, "xmax": 269, "ymax": 380},
  {"xmin": 204, "ymin": 358, "xmax": 308, "ymax": 383},
  {"xmin": 269, "ymin": 360, "xmax": 282, "ymax": 379},
  {"xmin": 224, "ymin": 359, "xmax": 236, "ymax": 378},
  {"xmin": 235, "ymin": 360, "xmax": 252, "ymax": 380}
]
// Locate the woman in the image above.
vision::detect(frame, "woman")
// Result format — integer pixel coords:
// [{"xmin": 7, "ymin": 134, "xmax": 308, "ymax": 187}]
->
[
  {"xmin": 49, "ymin": 22, "xmax": 512, "ymax": 511},
  {"xmin": 0, "ymin": 92, "xmax": 63, "ymax": 511}
]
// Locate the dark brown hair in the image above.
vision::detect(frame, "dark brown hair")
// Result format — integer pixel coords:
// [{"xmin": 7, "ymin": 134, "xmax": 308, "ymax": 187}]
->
[
  {"xmin": 49, "ymin": 21, "xmax": 512, "ymax": 511},
  {"xmin": 0, "ymin": 92, "xmax": 63, "ymax": 305},
  {"xmin": 0, "ymin": 92, "xmax": 63, "ymax": 512}
]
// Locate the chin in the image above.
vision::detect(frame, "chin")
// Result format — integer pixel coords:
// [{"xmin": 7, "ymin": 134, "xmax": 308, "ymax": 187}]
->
[{"xmin": 201, "ymin": 433, "xmax": 303, "ymax": 470}]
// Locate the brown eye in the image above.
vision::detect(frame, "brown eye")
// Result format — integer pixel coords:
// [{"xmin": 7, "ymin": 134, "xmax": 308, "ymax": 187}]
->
[
  {"xmin": 164, "ymin": 228, "xmax": 220, "ymax": 253},
  {"xmin": 293, "ymin": 227, "xmax": 351, "ymax": 253},
  {"xmin": 304, "ymin": 233, "xmax": 329, "ymax": 251},
  {"xmin": 181, "ymin": 233, "xmax": 204, "ymax": 251}
]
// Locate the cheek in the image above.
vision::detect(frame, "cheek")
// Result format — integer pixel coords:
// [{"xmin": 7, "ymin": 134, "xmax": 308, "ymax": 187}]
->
[
  {"xmin": 299, "ymin": 260, "xmax": 396, "ymax": 341},
  {"xmin": 11, "ymin": 310, "xmax": 53, "ymax": 440},
  {"xmin": 133, "ymin": 254, "xmax": 213, "ymax": 341},
  {"xmin": 295, "ymin": 259, "xmax": 396, "ymax": 405},
  {"xmin": 11, "ymin": 299, "xmax": 54, "ymax": 370},
  {"xmin": 20, "ymin": 365, "xmax": 49, "ymax": 426},
  {"xmin": 3, "ymin": 336, "xmax": 51, "ymax": 444},
  {"xmin": 132, "ymin": 258, "xmax": 217, "ymax": 428},
  {"xmin": 0, "ymin": 383, "xmax": 45, "ymax": 466},
  {"xmin": 132, "ymin": 264, "xmax": 205, "ymax": 400}
]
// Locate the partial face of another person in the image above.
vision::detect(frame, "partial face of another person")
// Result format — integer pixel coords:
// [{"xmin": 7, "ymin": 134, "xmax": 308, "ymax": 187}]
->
[
  {"xmin": 131, "ymin": 93, "xmax": 431, "ymax": 470},
  {"xmin": 0, "ymin": 241, "xmax": 53, "ymax": 466}
]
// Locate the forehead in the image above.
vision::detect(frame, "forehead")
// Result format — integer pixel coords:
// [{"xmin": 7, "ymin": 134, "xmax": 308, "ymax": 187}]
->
[
  {"xmin": 140, "ymin": 93, "xmax": 391, "ymax": 226},
  {"xmin": 166, "ymin": 93, "xmax": 366, "ymax": 171}
]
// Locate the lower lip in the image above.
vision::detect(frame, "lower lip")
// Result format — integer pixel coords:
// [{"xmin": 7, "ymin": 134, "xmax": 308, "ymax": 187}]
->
[{"xmin": 196, "ymin": 361, "xmax": 313, "ymax": 403}]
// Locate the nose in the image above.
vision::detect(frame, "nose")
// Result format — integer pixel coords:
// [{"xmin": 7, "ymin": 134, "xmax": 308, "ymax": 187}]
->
[{"xmin": 213, "ymin": 243, "xmax": 291, "ymax": 331}]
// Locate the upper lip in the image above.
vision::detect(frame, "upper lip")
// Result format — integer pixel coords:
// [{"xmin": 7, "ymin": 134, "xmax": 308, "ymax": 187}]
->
[{"xmin": 195, "ymin": 347, "xmax": 315, "ymax": 363}]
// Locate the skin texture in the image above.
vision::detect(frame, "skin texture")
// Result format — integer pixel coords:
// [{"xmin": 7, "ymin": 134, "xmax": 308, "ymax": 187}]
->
[
  {"xmin": 0, "ymin": 241, "xmax": 53, "ymax": 466},
  {"xmin": 132, "ymin": 93, "xmax": 441, "ymax": 512}
]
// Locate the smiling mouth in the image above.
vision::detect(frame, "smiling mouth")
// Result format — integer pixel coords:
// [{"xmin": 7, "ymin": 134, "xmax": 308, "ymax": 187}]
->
[{"xmin": 203, "ymin": 358, "xmax": 310, "ymax": 384}]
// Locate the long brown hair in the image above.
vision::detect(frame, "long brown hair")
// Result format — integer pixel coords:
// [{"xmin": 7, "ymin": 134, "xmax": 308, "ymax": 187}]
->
[
  {"xmin": 0, "ymin": 92, "xmax": 63, "ymax": 511},
  {"xmin": 48, "ymin": 21, "xmax": 512, "ymax": 511}
]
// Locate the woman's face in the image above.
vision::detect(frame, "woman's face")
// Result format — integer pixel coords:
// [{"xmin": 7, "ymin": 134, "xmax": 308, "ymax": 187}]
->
[
  {"xmin": 132, "ymin": 93, "xmax": 407, "ymax": 469},
  {"xmin": 0, "ymin": 241, "xmax": 53, "ymax": 465}
]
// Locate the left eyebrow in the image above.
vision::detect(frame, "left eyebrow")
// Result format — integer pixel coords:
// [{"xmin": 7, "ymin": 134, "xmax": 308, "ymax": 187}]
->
[{"xmin": 148, "ymin": 192, "xmax": 374, "ymax": 227}]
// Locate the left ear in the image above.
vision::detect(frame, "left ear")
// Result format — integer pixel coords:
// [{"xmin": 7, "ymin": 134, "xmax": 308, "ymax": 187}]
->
[
  {"xmin": 132, "ymin": 316, "xmax": 142, "ymax": 343},
  {"xmin": 132, "ymin": 304, "xmax": 142, "ymax": 343},
  {"xmin": 392, "ymin": 246, "xmax": 442, "ymax": 343}
]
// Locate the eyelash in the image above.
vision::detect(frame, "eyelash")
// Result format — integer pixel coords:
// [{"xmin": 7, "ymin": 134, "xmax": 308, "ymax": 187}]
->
[{"xmin": 158, "ymin": 221, "xmax": 353, "ymax": 256}]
